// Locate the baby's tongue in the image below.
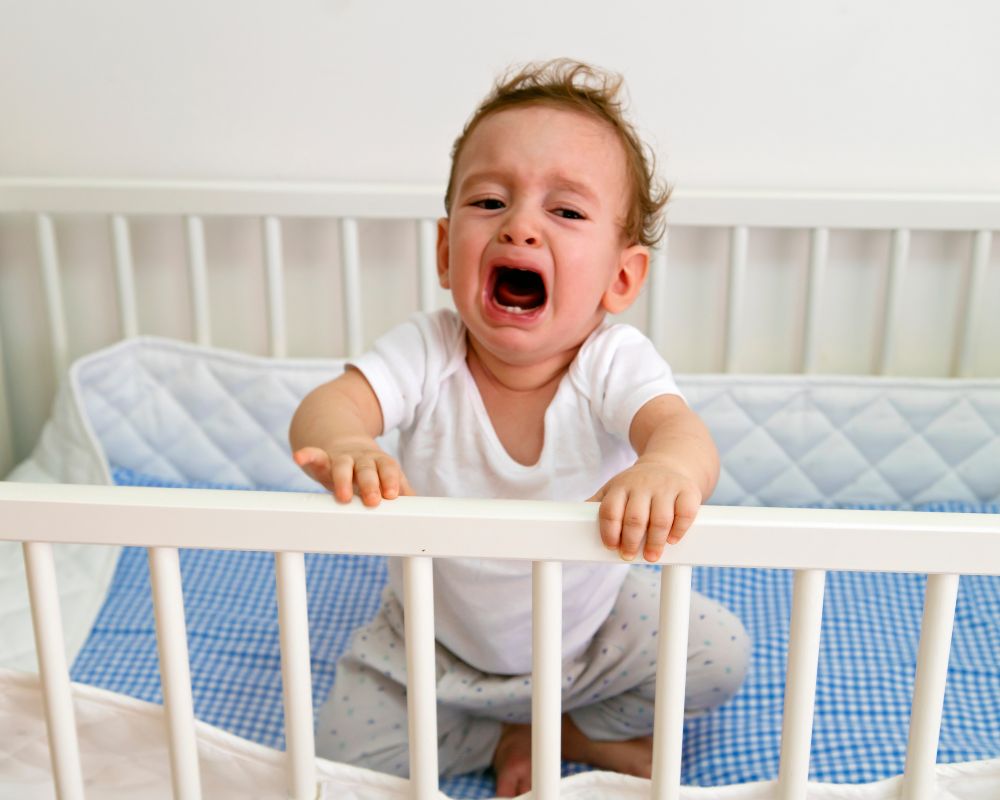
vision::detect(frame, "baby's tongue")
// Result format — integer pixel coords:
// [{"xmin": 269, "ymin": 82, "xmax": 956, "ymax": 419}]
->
[{"xmin": 495, "ymin": 272, "xmax": 544, "ymax": 309}]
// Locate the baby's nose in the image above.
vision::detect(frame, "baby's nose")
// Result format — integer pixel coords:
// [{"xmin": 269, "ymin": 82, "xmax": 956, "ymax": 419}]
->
[
  {"xmin": 502, "ymin": 231, "xmax": 538, "ymax": 246},
  {"xmin": 499, "ymin": 214, "xmax": 541, "ymax": 246}
]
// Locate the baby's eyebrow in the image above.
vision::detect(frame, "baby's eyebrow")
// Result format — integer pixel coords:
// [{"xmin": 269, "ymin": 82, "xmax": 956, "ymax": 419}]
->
[
  {"xmin": 548, "ymin": 175, "xmax": 600, "ymax": 206},
  {"xmin": 459, "ymin": 170, "xmax": 600, "ymax": 207}
]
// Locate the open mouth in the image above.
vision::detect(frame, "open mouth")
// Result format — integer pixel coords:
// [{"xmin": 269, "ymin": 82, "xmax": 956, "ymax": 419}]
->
[{"xmin": 490, "ymin": 266, "xmax": 547, "ymax": 314}]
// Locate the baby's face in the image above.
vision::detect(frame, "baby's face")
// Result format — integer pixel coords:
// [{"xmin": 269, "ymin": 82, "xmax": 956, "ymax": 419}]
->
[{"xmin": 439, "ymin": 104, "xmax": 645, "ymax": 367}]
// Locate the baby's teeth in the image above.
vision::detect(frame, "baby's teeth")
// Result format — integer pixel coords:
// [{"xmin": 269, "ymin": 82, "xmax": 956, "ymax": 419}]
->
[{"xmin": 500, "ymin": 304, "xmax": 528, "ymax": 314}]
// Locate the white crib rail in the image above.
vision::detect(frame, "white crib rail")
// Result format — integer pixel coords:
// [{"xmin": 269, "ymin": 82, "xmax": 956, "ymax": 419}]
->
[{"xmin": 2, "ymin": 484, "xmax": 999, "ymax": 800}]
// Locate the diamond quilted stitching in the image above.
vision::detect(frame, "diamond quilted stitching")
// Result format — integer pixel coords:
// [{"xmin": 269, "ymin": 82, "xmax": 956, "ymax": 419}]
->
[
  {"xmin": 839, "ymin": 396, "xmax": 916, "ymax": 465},
  {"xmin": 957, "ymin": 440, "xmax": 1000, "ymax": 502},
  {"xmin": 722, "ymin": 427, "xmax": 795, "ymax": 495},
  {"xmin": 922, "ymin": 398, "xmax": 1000, "ymax": 465},
  {"xmin": 870, "ymin": 437, "xmax": 951, "ymax": 499},
  {"xmin": 761, "ymin": 392, "xmax": 839, "ymax": 462},
  {"xmin": 795, "ymin": 429, "xmax": 873, "ymax": 497},
  {"xmin": 690, "ymin": 389, "xmax": 757, "ymax": 456}
]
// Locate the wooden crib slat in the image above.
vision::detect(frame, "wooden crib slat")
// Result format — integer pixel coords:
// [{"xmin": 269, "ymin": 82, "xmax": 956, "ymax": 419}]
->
[
  {"xmin": 418, "ymin": 219, "xmax": 438, "ymax": 313},
  {"xmin": 776, "ymin": 568, "xmax": 826, "ymax": 800},
  {"xmin": 148, "ymin": 546, "xmax": 202, "ymax": 800},
  {"xmin": 35, "ymin": 213, "xmax": 70, "ymax": 379},
  {"xmin": 110, "ymin": 214, "xmax": 140, "ymax": 338},
  {"xmin": 801, "ymin": 228, "xmax": 829, "ymax": 373},
  {"xmin": 901, "ymin": 572, "xmax": 961, "ymax": 800},
  {"xmin": 722, "ymin": 226, "xmax": 748, "ymax": 372},
  {"xmin": 275, "ymin": 551, "xmax": 317, "ymax": 800},
  {"xmin": 646, "ymin": 239, "xmax": 669, "ymax": 353},
  {"xmin": 262, "ymin": 216, "xmax": 287, "ymax": 358},
  {"xmin": 532, "ymin": 560, "xmax": 563, "ymax": 800},
  {"xmin": 403, "ymin": 556, "xmax": 439, "ymax": 798},
  {"xmin": 650, "ymin": 564, "xmax": 692, "ymax": 800},
  {"xmin": 184, "ymin": 215, "xmax": 212, "ymax": 347},
  {"xmin": 339, "ymin": 217, "xmax": 364, "ymax": 358},
  {"xmin": 23, "ymin": 541, "xmax": 86, "ymax": 800},
  {"xmin": 951, "ymin": 230, "xmax": 992, "ymax": 378},
  {"xmin": 0, "ymin": 328, "xmax": 14, "ymax": 477},
  {"xmin": 877, "ymin": 228, "xmax": 910, "ymax": 375}
]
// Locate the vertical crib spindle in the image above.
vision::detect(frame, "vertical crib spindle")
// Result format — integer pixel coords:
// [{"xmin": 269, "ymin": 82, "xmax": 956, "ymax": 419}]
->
[
  {"xmin": 800, "ymin": 228, "xmax": 829, "ymax": 373},
  {"xmin": 36, "ymin": 213, "xmax": 70, "ymax": 379},
  {"xmin": 418, "ymin": 219, "xmax": 439, "ymax": 313},
  {"xmin": 776, "ymin": 568, "xmax": 826, "ymax": 800},
  {"xmin": 339, "ymin": 218, "xmax": 364, "ymax": 358},
  {"xmin": 262, "ymin": 216, "xmax": 287, "ymax": 358},
  {"xmin": 650, "ymin": 564, "xmax": 692, "ymax": 800},
  {"xmin": 275, "ymin": 551, "xmax": 317, "ymax": 800},
  {"xmin": 532, "ymin": 560, "xmax": 563, "ymax": 800},
  {"xmin": 951, "ymin": 230, "xmax": 992, "ymax": 378},
  {"xmin": 876, "ymin": 228, "xmax": 910, "ymax": 376},
  {"xmin": 722, "ymin": 226, "xmax": 748, "ymax": 372},
  {"xmin": 646, "ymin": 239, "xmax": 669, "ymax": 352},
  {"xmin": 901, "ymin": 573, "xmax": 960, "ymax": 800},
  {"xmin": 110, "ymin": 214, "xmax": 140, "ymax": 338},
  {"xmin": 23, "ymin": 541, "xmax": 85, "ymax": 800},
  {"xmin": 0, "ymin": 328, "xmax": 11, "ymax": 477},
  {"xmin": 185, "ymin": 215, "xmax": 212, "ymax": 347},
  {"xmin": 148, "ymin": 546, "xmax": 202, "ymax": 800},
  {"xmin": 403, "ymin": 556, "xmax": 439, "ymax": 798}
]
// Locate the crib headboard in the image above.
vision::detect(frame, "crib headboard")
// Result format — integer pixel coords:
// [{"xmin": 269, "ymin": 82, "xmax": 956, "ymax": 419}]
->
[{"xmin": 1, "ymin": 179, "xmax": 999, "ymax": 475}]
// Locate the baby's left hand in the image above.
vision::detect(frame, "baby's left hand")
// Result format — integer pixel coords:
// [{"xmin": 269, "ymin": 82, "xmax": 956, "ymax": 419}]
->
[{"xmin": 588, "ymin": 458, "xmax": 703, "ymax": 562}]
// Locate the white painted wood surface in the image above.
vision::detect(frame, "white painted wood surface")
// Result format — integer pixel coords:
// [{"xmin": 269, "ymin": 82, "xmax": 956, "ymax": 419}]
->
[
  {"xmin": 403, "ymin": 556, "xmax": 439, "ymax": 799},
  {"xmin": 2, "ymin": 484, "xmax": 998, "ymax": 575},
  {"xmin": 148, "ymin": 546, "xmax": 202, "ymax": 800}
]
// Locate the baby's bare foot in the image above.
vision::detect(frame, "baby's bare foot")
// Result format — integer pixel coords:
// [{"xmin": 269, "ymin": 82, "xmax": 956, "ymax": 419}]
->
[
  {"xmin": 493, "ymin": 723, "xmax": 532, "ymax": 797},
  {"xmin": 562, "ymin": 715, "xmax": 653, "ymax": 778}
]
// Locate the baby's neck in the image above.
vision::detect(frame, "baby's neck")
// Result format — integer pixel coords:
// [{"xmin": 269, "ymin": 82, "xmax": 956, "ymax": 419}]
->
[{"xmin": 465, "ymin": 334, "xmax": 578, "ymax": 395}]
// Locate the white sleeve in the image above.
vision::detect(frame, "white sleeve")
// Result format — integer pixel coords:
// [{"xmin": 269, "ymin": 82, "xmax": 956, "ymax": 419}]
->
[
  {"xmin": 579, "ymin": 324, "xmax": 685, "ymax": 443},
  {"xmin": 347, "ymin": 315, "xmax": 429, "ymax": 433}
]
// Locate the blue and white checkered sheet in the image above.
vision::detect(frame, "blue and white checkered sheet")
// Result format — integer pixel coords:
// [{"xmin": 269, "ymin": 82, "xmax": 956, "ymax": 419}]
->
[{"xmin": 69, "ymin": 467, "xmax": 1000, "ymax": 797}]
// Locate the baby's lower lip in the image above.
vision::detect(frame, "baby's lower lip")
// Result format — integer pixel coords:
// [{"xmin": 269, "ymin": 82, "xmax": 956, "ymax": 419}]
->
[{"xmin": 482, "ymin": 291, "xmax": 545, "ymax": 323}]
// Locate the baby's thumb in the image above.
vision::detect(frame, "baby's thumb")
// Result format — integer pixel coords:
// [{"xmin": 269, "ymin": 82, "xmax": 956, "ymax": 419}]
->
[
  {"xmin": 293, "ymin": 447, "xmax": 331, "ymax": 481},
  {"xmin": 586, "ymin": 483, "xmax": 607, "ymax": 503}
]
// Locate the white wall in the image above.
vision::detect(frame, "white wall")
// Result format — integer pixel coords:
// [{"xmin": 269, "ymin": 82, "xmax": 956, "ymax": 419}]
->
[{"xmin": 2, "ymin": 0, "xmax": 999, "ymax": 191}]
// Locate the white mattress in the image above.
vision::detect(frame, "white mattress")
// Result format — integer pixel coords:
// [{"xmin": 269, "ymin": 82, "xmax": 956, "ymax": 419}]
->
[{"xmin": 3, "ymin": 336, "xmax": 999, "ymax": 798}]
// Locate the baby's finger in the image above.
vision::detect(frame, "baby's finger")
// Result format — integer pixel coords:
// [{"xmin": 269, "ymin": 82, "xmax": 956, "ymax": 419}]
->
[
  {"xmin": 354, "ymin": 456, "xmax": 382, "ymax": 507},
  {"xmin": 586, "ymin": 481, "xmax": 608, "ymax": 503},
  {"xmin": 667, "ymin": 489, "xmax": 701, "ymax": 544},
  {"xmin": 399, "ymin": 471, "xmax": 416, "ymax": 497},
  {"xmin": 293, "ymin": 447, "xmax": 331, "ymax": 484},
  {"xmin": 375, "ymin": 456, "xmax": 402, "ymax": 500},
  {"xmin": 330, "ymin": 454, "xmax": 357, "ymax": 503},
  {"xmin": 643, "ymin": 492, "xmax": 675, "ymax": 562},
  {"xmin": 619, "ymin": 491, "xmax": 651, "ymax": 562},
  {"xmin": 597, "ymin": 487, "xmax": 627, "ymax": 551}
]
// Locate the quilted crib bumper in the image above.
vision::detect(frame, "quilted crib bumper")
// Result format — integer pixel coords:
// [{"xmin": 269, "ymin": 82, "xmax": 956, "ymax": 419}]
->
[{"xmin": 21, "ymin": 335, "xmax": 1000, "ymax": 507}]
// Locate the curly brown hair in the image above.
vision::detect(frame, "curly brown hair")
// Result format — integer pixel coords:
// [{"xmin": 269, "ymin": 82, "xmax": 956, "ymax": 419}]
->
[{"xmin": 444, "ymin": 59, "xmax": 670, "ymax": 247}]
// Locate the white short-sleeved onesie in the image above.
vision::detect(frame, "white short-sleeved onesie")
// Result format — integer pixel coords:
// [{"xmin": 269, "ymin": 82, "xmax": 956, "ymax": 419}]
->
[
  {"xmin": 315, "ymin": 310, "xmax": 751, "ymax": 778},
  {"xmin": 351, "ymin": 309, "xmax": 683, "ymax": 675}
]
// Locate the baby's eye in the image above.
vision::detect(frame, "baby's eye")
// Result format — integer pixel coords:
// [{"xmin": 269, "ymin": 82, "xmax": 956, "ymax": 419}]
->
[
  {"xmin": 471, "ymin": 198, "xmax": 505, "ymax": 210},
  {"xmin": 553, "ymin": 207, "xmax": 585, "ymax": 220}
]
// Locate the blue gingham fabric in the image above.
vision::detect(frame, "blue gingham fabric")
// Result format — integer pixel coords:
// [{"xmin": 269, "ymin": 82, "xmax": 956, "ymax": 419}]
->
[{"xmin": 69, "ymin": 467, "xmax": 1000, "ymax": 797}]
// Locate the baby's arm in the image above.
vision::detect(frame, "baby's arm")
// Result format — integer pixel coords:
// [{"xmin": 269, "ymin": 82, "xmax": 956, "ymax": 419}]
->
[
  {"xmin": 590, "ymin": 395, "xmax": 719, "ymax": 563},
  {"xmin": 289, "ymin": 369, "xmax": 412, "ymax": 506}
]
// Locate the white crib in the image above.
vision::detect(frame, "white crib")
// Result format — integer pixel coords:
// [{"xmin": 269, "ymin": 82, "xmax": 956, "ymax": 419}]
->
[{"xmin": 0, "ymin": 179, "xmax": 998, "ymax": 800}]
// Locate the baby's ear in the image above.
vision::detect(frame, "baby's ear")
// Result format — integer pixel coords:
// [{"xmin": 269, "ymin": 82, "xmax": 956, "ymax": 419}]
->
[
  {"xmin": 436, "ymin": 218, "xmax": 451, "ymax": 289},
  {"xmin": 601, "ymin": 245, "xmax": 649, "ymax": 314}
]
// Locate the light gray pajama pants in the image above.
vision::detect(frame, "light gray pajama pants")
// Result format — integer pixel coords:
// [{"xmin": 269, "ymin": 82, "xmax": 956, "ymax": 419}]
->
[{"xmin": 315, "ymin": 567, "xmax": 750, "ymax": 778}]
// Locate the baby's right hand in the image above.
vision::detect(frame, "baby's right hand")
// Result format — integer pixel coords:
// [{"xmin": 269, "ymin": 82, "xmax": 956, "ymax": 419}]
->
[{"xmin": 292, "ymin": 441, "xmax": 413, "ymax": 507}]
